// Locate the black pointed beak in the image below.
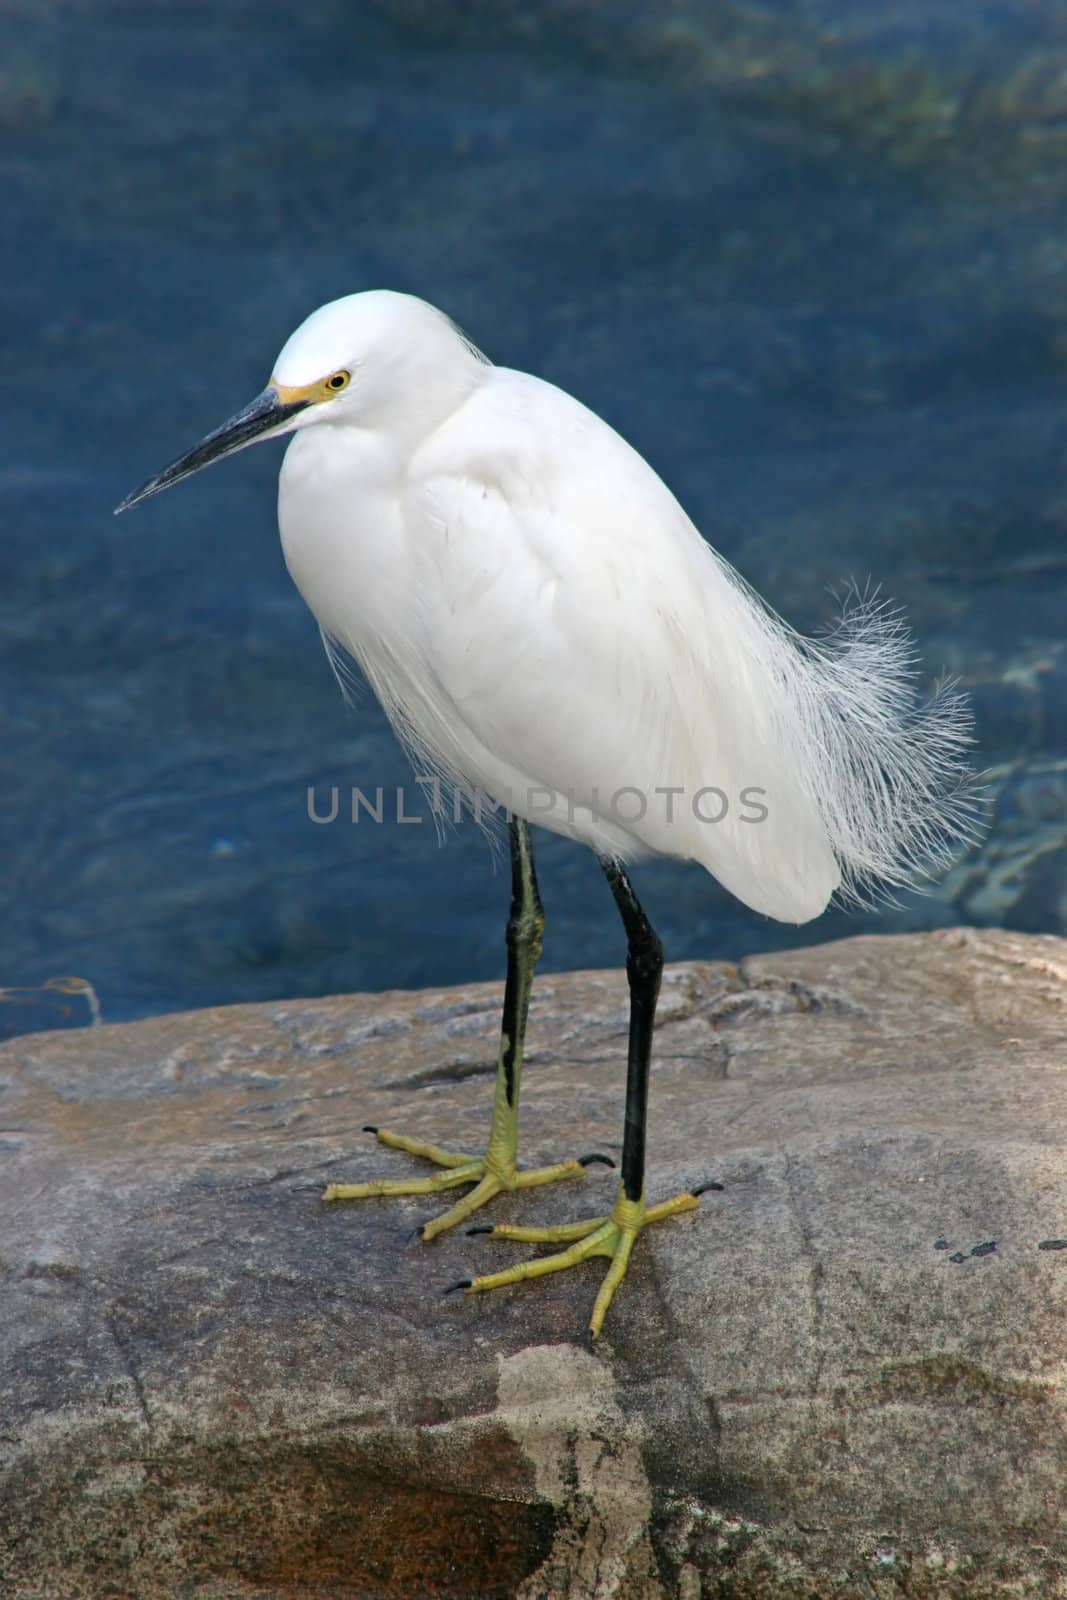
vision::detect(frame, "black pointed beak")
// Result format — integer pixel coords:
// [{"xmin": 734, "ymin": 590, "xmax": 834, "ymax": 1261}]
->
[{"xmin": 114, "ymin": 387, "xmax": 309, "ymax": 515}]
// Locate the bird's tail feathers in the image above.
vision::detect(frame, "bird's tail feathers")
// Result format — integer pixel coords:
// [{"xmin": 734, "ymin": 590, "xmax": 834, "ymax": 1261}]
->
[{"xmin": 756, "ymin": 578, "xmax": 982, "ymax": 908}]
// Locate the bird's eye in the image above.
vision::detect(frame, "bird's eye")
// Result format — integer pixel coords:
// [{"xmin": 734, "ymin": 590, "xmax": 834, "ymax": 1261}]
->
[{"xmin": 326, "ymin": 370, "xmax": 350, "ymax": 392}]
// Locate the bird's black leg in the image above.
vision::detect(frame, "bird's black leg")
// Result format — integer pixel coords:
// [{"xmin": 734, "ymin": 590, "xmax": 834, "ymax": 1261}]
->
[
  {"xmin": 598, "ymin": 854, "xmax": 663, "ymax": 1207},
  {"xmin": 496, "ymin": 816, "xmax": 545, "ymax": 1123},
  {"xmin": 323, "ymin": 816, "xmax": 602, "ymax": 1236},
  {"xmin": 459, "ymin": 853, "xmax": 703, "ymax": 1340}
]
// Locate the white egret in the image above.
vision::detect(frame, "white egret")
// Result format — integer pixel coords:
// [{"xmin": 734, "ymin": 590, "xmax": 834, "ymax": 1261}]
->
[{"xmin": 117, "ymin": 290, "xmax": 975, "ymax": 1338}]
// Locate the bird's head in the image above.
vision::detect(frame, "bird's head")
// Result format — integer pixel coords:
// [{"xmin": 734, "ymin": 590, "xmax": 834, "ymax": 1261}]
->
[{"xmin": 116, "ymin": 290, "xmax": 487, "ymax": 514}]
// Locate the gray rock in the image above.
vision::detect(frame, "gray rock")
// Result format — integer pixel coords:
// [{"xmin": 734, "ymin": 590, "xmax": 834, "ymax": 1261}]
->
[{"xmin": 2, "ymin": 926, "xmax": 1065, "ymax": 1598}]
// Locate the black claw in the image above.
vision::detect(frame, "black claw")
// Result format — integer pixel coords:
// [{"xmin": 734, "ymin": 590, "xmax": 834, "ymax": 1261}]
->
[
  {"xmin": 584, "ymin": 1326, "xmax": 598, "ymax": 1347},
  {"xmin": 290, "ymin": 1181, "xmax": 326, "ymax": 1192},
  {"xmin": 466, "ymin": 1225, "xmax": 494, "ymax": 1236},
  {"xmin": 578, "ymin": 1152, "xmax": 616, "ymax": 1169},
  {"xmin": 692, "ymin": 1180, "xmax": 724, "ymax": 1197},
  {"xmin": 362, "ymin": 1124, "xmax": 379, "ymax": 1135},
  {"xmin": 444, "ymin": 1279, "xmax": 472, "ymax": 1295}
]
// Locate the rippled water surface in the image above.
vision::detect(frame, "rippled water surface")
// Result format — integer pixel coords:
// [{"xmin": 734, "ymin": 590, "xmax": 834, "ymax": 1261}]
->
[{"xmin": 3, "ymin": 0, "xmax": 1066, "ymax": 1035}]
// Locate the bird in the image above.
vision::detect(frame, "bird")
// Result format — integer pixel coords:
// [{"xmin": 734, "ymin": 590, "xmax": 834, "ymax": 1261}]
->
[{"xmin": 117, "ymin": 289, "xmax": 975, "ymax": 1339}]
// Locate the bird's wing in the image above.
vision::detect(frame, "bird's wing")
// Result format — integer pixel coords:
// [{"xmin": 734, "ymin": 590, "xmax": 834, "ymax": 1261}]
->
[{"xmin": 401, "ymin": 372, "xmax": 842, "ymax": 923}]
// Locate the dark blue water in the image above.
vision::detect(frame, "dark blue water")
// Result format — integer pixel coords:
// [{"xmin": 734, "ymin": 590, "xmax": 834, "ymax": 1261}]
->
[{"xmin": 3, "ymin": 1, "xmax": 1065, "ymax": 1036}]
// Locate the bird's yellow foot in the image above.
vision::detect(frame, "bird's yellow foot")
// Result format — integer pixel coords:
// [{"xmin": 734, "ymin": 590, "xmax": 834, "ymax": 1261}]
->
[
  {"xmin": 322, "ymin": 1125, "xmax": 613, "ymax": 1241},
  {"xmin": 453, "ymin": 1182, "xmax": 715, "ymax": 1339}
]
